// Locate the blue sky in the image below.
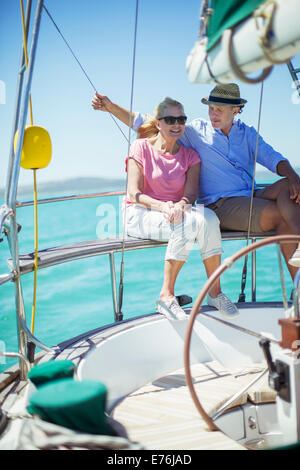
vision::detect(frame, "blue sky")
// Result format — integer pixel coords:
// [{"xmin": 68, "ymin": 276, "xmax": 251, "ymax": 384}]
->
[{"xmin": 0, "ymin": 0, "xmax": 299, "ymax": 191}]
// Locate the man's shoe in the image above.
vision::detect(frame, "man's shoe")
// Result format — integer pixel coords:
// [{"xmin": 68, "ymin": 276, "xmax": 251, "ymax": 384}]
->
[
  {"xmin": 207, "ymin": 293, "xmax": 239, "ymax": 319},
  {"xmin": 156, "ymin": 297, "xmax": 187, "ymax": 321},
  {"xmin": 289, "ymin": 248, "xmax": 300, "ymax": 268}
]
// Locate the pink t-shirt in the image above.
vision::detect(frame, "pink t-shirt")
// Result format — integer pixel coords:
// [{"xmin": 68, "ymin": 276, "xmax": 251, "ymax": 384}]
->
[{"xmin": 126, "ymin": 138, "xmax": 200, "ymax": 204}]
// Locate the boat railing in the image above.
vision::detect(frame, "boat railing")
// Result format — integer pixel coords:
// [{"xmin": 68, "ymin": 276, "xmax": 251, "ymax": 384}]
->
[
  {"xmin": 14, "ymin": 183, "xmax": 268, "ymax": 207},
  {"xmin": 1, "ymin": 188, "xmax": 273, "ymax": 297},
  {"xmin": 0, "ymin": 189, "xmax": 276, "ymax": 369}
]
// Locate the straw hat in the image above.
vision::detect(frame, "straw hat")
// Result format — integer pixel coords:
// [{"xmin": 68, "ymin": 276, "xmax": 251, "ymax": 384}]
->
[{"xmin": 201, "ymin": 83, "xmax": 247, "ymax": 107}]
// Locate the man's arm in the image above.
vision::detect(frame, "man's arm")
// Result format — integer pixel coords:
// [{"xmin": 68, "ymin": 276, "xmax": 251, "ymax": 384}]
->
[
  {"xmin": 91, "ymin": 93, "xmax": 135, "ymax": 127},
  {"xmin": 277, "ymin": 160, "xmax": 300, "ymax": 204}
]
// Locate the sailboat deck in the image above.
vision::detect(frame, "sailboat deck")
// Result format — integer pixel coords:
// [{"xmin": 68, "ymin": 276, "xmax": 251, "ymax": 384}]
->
[{"xmin": 112, "ymin": 360, "xmax": 275, "ymax": 450}]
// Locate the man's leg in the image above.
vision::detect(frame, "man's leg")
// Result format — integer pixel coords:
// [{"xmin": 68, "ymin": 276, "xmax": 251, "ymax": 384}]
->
[
  {"xmin": 202, "ymin": 254, "xmax": 222, "ymax": 297},
  {"xmin": 208, "ymin": 191, "xmax": 300, "ymax": 280},
  {"xmin": 258, "ymin": 178, "xmax": 300, "ymax": 234},
  {"xmin": 257, "ymin": 178, "xmax": 300, "ymax": 278}
]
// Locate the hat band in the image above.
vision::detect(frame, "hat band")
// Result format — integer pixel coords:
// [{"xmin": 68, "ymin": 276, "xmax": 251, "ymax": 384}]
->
[{"xmin": 208, "ymin": 96, "xmax": 242, "ymax": 105}]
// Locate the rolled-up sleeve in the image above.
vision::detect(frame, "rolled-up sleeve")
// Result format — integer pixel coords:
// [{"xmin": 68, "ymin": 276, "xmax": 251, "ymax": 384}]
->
[
  {"xmin": 249, "ymin": 126, "xmax": 288, "ymax": 174},
  {"xmin": 132, "ymin": 112, "xmax": 146, "ymax": 131}
]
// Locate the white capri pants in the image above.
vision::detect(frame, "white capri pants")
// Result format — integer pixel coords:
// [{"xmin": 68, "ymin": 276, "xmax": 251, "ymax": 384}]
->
[{"xmin": 124, "ymin": 204, "xmax": 222, "ymax": 262}]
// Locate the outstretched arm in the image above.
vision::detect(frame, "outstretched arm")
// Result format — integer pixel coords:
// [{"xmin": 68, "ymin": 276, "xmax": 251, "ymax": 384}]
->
[
  {"xmin": 277, "ymin": 160, "xmax": 300, "ymax": 204},
  {"xmin": 91, "ymin": 92, "xmax": 135, "ymax": 127}
]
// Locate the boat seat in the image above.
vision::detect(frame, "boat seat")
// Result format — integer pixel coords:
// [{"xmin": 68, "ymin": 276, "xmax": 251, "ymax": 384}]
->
[
  {"xmin": 112, "ymin": 360, "xmax": 276, "ymax": 450},
  {"xmin": 7, "ymin": 231, "xmax": 275, "ymax": 275}
]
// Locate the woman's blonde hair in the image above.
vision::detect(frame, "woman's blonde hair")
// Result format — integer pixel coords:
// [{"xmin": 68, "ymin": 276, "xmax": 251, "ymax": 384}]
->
[{"xmin": 137, "ymin": 97, "xmax": 184, "ymax": 139}]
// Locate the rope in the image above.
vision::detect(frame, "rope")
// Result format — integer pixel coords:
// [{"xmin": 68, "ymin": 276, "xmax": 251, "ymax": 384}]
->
[
  {"xmin": 225, "ymin": 28, "xmax": 273, "ymax": 84},
  {"xmin": 253, "ymin": 0, "xmax": 288, "ymax": 66},
  {"xmin": 238, "ymin": 81, "xmax": 264, "ymax": 303},
  {"xmin": 117, "ymin": 0, "xmax": 139, "ymax": 320},
  {"xmin": 225, "ymin": 0, "xmax": 288, "ymax": 84},
  {"xmin": 42, "ymin": 4, "xmax": 129, "ymax": 144},
  {"xmin": 31, "ymin": 169, "xmax": 38, "ymax": 333}
]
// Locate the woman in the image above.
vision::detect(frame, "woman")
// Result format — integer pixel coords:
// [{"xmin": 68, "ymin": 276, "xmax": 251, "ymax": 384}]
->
[{"xmin": 124, "ymin": 97, "xmax": 238, "ymax": 320}]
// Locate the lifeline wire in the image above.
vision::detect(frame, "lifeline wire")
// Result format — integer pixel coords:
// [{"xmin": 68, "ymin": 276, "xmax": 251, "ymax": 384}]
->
[{"xmin": 43, "ymin": 4, "xmax": 129, "ymax": 143}]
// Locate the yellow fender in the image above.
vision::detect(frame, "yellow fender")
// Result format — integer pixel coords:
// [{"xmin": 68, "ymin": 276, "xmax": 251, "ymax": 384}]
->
[{"xmin": 15, "ymin": 125, "xmax": 52, "ymax": 170}]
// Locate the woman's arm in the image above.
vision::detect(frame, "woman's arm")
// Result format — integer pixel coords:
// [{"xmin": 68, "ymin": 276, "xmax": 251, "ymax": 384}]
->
[
  {"xmin": 127, "ymin": 158, "xmax": 174, "ymax": 217},
  {"xmin": 127, "ymin": 158, "xmax": 173, "ymax": 212},
  {"xmin": 179, "ymin": 162, "xmax": 200, "ymax": 206},
  {"xmin": 171, "ymin": 162, "xmax": 200, "ymax": 222},
  {"xmin": 92, "ymin": 93, "xmax": 135, "ymax": 127}
]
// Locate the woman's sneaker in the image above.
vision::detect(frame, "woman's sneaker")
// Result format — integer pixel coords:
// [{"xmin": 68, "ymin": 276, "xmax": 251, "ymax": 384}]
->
[
  {"xmin": 156, "ymin": 297, "xmax": 187, "ymax": 321},
  {"xmin": 207, "ymin": 293, "xmax": 239, "ymax": 318}
]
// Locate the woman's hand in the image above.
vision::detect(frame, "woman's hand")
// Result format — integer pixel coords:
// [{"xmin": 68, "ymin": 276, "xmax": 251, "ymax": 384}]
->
[
  {"xmin": 91, "ymin": 93, "xmax": 112, "ymax": 112},
  {"xmin": 161, "ymin": 201, "xmax": 174, "ymax": 222},
  {"xmin": 172, "ymin": 202, "xmax": 185, "ymax": 224},
  {"xmin": 161, "ymin": 201, "xmax": 185, "ymax": 223}
]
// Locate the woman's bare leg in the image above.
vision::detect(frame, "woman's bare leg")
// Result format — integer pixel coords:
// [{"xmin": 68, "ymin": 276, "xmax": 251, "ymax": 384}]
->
[{"xmin": 159, "ymin": 259, "xmax": 185, "ymax": 301}]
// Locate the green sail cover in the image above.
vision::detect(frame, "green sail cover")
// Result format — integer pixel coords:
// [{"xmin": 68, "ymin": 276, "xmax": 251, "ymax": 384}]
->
[{"xmin": 206, "ymin": 0, "xmax": 266, "ymax": 51}]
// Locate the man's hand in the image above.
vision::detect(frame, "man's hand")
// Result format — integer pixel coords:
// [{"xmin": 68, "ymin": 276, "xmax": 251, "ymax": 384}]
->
[
  {"xmin": 91, "ymin": 93, "xmax": 112, "ymax": 112},
  {"xmin": 288, "ymin": 173, "xmax": 300, "ymax": 204},
  {"xmin": 277, "ymin": 160, "xmax": 300, "ymax": 204}
]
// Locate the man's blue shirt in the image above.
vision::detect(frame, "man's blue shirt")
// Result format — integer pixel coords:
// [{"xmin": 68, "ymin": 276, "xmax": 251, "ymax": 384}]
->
[{"xmin": 133, "ymin": 114, "xmax": 287, "ymax": 206}]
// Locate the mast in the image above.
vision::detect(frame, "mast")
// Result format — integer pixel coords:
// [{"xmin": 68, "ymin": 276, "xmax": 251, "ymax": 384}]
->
[{"xmin": 4, "ymin": 0, "xmax": 44, "ymax": 379}]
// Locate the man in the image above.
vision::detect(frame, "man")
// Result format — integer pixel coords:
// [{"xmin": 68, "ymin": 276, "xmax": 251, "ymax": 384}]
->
[{"xmin": 92, "ymin": 83, "xmax": 300, "ymax": 280}]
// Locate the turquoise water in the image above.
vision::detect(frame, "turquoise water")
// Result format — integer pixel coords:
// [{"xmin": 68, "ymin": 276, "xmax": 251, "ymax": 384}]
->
[{"xmin": 0, "ymin": 185, "xmax": 293, "ymax": 373}]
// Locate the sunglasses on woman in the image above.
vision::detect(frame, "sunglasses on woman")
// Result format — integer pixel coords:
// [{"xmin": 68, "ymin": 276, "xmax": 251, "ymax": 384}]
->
[{"xmin": 158, "ymin": 116, "xmax": 187, "ymax": 125}]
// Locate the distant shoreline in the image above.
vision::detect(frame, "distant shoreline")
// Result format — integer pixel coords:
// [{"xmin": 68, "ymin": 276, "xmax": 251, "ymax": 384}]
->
[
  {"xmin": 1, "ymin": 168, "xmax": 299, "ymax": 199},
  {"xmin": 0, "ymin": 176, "xmax": 126, "ymax": 199}
]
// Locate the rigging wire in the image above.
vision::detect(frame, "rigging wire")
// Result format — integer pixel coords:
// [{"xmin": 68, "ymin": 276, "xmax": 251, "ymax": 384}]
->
[
  {"xmin": 20, "ymin": 0, "xmax": 33, "ymax": 126},
  {"xmin": 42, "ymin": 4, "xmax": 130, "ymax": 144},
  {"xmin": 238, "ymin": 81, "xmax": 264, "ymax": 302},
  {"xmin": 117, "ymin": 0, "xmax": 139, "ymax": 320},
  {"xmin": 43, "ymin": 1, "xmax": 140, "ymax": 320}
]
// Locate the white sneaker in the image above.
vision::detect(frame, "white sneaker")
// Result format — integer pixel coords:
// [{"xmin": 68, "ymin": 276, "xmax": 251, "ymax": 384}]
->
[
  {"xmin": 289, "ymin": 248, "xmax": 300, "ymax": 267},
  {"xmin": 156, "ymin": 297, "xmax": 187, "ymax": 321},
  {"xmin": 207, "ymin": 293, "xmax": 239, "ymax": 319}
]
